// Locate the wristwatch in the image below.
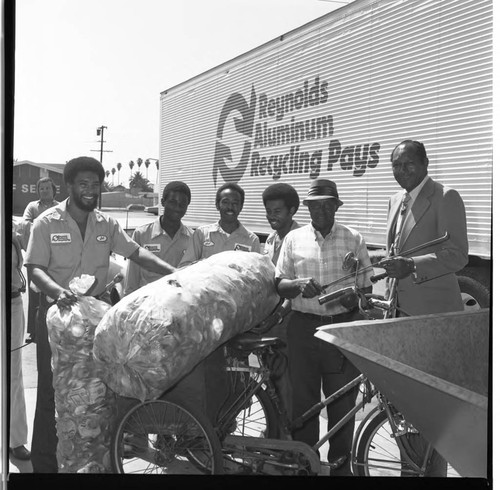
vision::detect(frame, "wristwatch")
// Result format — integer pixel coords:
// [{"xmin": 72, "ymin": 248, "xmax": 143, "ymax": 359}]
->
[{"xmin": 409, "ymin": 258, "xmax": 417, "ymax": 279}]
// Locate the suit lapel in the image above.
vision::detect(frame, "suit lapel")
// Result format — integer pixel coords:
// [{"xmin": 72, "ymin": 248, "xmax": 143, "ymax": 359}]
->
[
  {"xmin": 388, "ymin": 191, "xmax": 405, "ymax": 244},
  {"xmin": 400, "ymin": 178, "xmax": 435, "ymax": 249}
]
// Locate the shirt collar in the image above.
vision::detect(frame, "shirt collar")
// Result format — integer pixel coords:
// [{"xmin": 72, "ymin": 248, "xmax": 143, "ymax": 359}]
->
[
  {"xmin": 151, "ymin": 217, "xmax": 164, "ymax": 238},
  {"xmin": 49, "ymin": 199, "xmax": 69, "ymax": 220},
  {"xmin": 214, "ymin": 221, "xmax": 243, "ymax": 236},
  {"xmin": 308, "ymin": 221, "xmax": 337, "ymax": 241},
  {"xmin": 38, "ymin": 199, "xmax": 57, "ymax": 207},
  {"xmin": 54, "ymin": 198, "xmax": 103, "ymax": 223},
  {"xmin": 152, "ymin": 218, "xmax": 191, "ymax": 239},
  {"xmin": 268, "ymin": 220, "xmax": 300, "ymax": 243}
]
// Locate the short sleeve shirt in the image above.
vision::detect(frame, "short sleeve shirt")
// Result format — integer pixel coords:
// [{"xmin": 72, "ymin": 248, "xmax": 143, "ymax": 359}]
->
[
  {"xmin": 124, "ymin": 218, "xmax": 194, "ymax": 295},
  {"xmin": 25, "ymin": 199, "xmax": 139, "ymax": 297},
  {"xmin": 263, "ymin": 220, "xmax": 301, "ymax": 265},
  {"xmin": 23, "ymin": 199, "xmax": 59, "ymax": 222},
  {"xmin": 12, "ymin": 219, "xmax": 31, "ymax": 292},
  {"xmin": 179, "ymin": 221, "xmax": 261, "ymax": 267},
  {"xmin": 275, "ymin": 222, "xmax": 373, "ymax": 316}
]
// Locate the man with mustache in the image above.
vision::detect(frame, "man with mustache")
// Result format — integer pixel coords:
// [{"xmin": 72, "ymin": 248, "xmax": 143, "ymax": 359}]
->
[{"xmin": 25, "ymin": 156, "xmax": 177, "ymax": 472}]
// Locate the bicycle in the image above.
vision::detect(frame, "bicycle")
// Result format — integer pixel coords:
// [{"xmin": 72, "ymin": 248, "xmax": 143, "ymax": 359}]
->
[
  {"xmin": 110, "ymin": 286, "xmax": 458, "ymax": 476},
  {"xmin": 110, "ymin": 241, "xmax": 459, "ymax": 476}
]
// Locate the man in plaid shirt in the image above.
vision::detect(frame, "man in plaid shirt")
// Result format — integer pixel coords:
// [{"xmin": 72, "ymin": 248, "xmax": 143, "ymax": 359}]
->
[{"xmin": 275, "ymin": 178, "xmax": 373, "ymax": 476}]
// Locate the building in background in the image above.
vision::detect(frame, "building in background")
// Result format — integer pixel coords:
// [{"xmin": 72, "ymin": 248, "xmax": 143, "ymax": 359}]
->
[
  {"xmin": 12, "ymin": 160, "xmax": 158, "ymax": 214},
  {"xmin": 13, "ymin": 161, "xmax": 67, "ymax": 215}
]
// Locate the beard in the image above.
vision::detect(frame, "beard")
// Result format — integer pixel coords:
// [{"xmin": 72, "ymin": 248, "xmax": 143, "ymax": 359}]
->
[{"xmin": 72, "ymin": 193, "xmax": 99, "ymax": 211}]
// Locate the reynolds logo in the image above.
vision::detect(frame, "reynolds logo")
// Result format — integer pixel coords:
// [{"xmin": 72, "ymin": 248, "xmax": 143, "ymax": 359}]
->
[
  {"xmin": 213, "ymin": 86, "xmax": 256, "ymax": 187},
  {"xmin": 50, "ymin": 233, "xmax": 71, "ymax": 244},
  {"xmin": 212, "ymin": 76, "xmax": 380, "ymax": 185}
]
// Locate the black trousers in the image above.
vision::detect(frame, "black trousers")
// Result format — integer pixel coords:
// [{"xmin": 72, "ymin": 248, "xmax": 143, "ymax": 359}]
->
[
  {"xmin": 287, "ymin": 310, "xmax": 360, "ymax": 466},
  {"xmin": 31, "ymin": 298, "xmax": 58, "ymax": 472},
  {"xmin": 26, "ymin": 288, "xmax": 40, "ymax": 340}
]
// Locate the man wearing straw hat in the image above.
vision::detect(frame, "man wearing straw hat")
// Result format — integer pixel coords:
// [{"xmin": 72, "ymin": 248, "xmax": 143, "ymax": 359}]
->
[{"xmin": 275, "ymin": 178, "xmax": 373, "ymax": 476}]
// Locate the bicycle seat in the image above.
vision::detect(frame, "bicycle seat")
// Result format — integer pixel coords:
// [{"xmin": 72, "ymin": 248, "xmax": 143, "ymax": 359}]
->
[{"xmin": 228, "ymin": 332, "xmax": 285, "ymax": 353}]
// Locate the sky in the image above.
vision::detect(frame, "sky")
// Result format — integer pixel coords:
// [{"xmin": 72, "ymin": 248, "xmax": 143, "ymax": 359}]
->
[{"xmin": 12, "ymin": 0, "xmax": 353, "ymax": 186}]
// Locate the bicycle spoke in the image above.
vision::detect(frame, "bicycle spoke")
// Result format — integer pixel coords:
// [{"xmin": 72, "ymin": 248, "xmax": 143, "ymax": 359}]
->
[{"xmin": 112, "ymin": 399, "xmax": 222, "ymax": 474}]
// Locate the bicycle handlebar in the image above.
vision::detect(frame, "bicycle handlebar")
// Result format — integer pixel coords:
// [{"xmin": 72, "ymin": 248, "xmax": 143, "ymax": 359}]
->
[
  {"xmin": 317, "ymin": 286, "xmax": 355, "ymax": 306},
  {"xmin": 318, "ymin": 286, "xmax": 393, "ymax": 318},
  {"xmin": 370, "ymin": 271, "xmax": 388, "ymax": 283}
]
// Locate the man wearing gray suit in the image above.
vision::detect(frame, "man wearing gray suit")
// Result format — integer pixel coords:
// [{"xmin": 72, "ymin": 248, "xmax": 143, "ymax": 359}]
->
[
  {"xmin": 381, "ymin": 139, "xmax": 469, "ymax": 477},
  {"xmin": 382, "ymin": 139, "xmax": 468, "ymax": 315}
]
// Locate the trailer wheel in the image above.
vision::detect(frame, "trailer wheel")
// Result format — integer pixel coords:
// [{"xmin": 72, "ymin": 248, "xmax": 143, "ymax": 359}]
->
[{"xmin": 458, "ymin": 276, "xmax": 490, "ymax": 311}]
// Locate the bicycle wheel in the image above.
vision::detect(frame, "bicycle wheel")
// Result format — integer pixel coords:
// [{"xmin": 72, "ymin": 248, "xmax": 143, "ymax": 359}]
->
[
  {"xmin": 229, "ymin": 384, "xmax": 280, "ymax": 439},
  {"xmin": 111, "ymin": 397, "xmax": 224, "ymax": 474},
  {"xmin": 354, "ymin": 410, "xmax": 461, "ymax": 477}
]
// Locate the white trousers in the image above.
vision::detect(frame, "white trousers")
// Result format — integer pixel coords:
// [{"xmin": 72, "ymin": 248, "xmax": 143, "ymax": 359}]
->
[{"xmin": 10, "ymin": 296, "xmax": 28, "ymax": 448}]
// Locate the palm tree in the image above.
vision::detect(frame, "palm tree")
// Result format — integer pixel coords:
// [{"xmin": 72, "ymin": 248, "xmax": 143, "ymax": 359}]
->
[
  {"xmin": 105, "ymin": 170, "xmax": 110, "ymax": 180},
  {"xmin": 129, "ymin": 170, "xmax": 153, "ymax": 192},
  {"xmin": 129, "ymin": 160, "xmax": 135, "ymax": 181},
  {"xmin": 137, "ymin": 158, "xmax": 143, "ymax": 174},
  {"xmin": 111, "ymin": 167, "xmax": 116, "ymax": 184},
  {"xmin": 144, "ymin": 159, "xmax": 151, "ymax": 180},
  {"xmin": 116, "ymin": 162, "xmax": 122, "ymax": 185}
]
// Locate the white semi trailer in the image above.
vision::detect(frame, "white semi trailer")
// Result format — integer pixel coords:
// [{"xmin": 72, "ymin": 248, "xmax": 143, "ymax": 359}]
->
[{"xmin": 159, "ymin": 0, "xmax": 492, "ymax": 308}]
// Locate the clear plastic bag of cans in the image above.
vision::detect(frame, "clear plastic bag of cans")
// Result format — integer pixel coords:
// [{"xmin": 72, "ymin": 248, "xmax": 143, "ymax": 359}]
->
[{"xmin": 47, "ymin": 275, "xmax": 117, "ymax": 473}]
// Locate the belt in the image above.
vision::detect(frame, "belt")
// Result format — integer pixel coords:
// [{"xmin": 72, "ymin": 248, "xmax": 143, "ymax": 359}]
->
[
  {"xmin": 296, "ymin": 310, "xmax": 356, "ymax": 324},
  {"xmin": 11, "ymin": 290, "xmax": 23, "ymax": 299}
]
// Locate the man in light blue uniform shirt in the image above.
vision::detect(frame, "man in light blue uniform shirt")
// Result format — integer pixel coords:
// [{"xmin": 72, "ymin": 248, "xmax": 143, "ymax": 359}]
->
[
  {"xmin": 124, "ymin": 181, "xmax": 193, "ymax": 295},
  {"xmin": 179, "ymin": 182, "xmax": 260, "ymax": 267}
]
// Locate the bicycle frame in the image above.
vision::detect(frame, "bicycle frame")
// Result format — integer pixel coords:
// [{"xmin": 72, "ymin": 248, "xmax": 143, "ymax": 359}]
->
[
  {"xmin": 309, "ymin": 374, "xmax": 370, "ymax": 455},
  {"xmin": 220, "ymin": 342, "xmax": 383, "ymax": 475}
]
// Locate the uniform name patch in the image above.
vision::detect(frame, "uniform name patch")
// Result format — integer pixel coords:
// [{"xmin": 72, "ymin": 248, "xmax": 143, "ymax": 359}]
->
[
  {"xmin": 96, "ymin": 235, "xmax": 108, "ymax": 242},
  {"xmin": 234, "ymin": 243, "xmax": 251, "ymax": 252},
  {"xmin": 144, "ymin": 244, "xmax": 161, "ymax": 253},
  {"xmin": 51, "ymin": 233, "xmax": 71, "ymax": 244}
]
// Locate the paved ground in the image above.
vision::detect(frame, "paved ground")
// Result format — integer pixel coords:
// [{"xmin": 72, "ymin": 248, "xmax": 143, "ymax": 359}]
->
[{"xmin": 6, "ymin": 208, "xmax": 403, "ymax": 476}]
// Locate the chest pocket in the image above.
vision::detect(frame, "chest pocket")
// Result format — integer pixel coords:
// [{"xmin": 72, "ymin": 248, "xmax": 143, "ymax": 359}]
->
[
  {"xmin": 92, "ymin": 233, "xmax": 112, "ymax": 268},
  {"xmin": 50, "ymin": 232, "xmax": 74, "ymax": 265}
]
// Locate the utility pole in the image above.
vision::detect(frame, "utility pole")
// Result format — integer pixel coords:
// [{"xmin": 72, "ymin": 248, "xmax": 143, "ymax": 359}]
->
[{"xmin": 92, "ymin": 125, "xmax": 113, "ymax": 209}]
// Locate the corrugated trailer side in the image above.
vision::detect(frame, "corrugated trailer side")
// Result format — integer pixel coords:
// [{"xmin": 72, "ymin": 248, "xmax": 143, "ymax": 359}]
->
[{"xmin": 160, "ymin": 0, "xmax": 492, "ymax": 302}]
